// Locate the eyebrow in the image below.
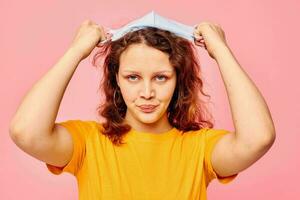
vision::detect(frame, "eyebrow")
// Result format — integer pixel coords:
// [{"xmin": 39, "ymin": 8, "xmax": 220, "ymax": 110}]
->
[{"xmin": 123, "ymin": 70, "xmax": 173, "ymax": 74}]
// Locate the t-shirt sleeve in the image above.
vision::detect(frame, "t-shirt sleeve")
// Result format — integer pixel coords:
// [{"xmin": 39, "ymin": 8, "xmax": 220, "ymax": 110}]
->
[
  {"xmin": 204, "ymin": 128, "xmax": 238, "ymax": 185},
  {"xmin": 45, "ymin": 119, "xmax": 88, "ymax": 176}
]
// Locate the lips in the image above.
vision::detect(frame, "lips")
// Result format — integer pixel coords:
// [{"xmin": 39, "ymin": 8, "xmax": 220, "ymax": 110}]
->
[
  {"xmin": 138, "ymin": 105, "xmax": 158, "ymax": 113},
  {"xmin": 138, "ymin": 105, "xmax": 158, "ymax": 109}
]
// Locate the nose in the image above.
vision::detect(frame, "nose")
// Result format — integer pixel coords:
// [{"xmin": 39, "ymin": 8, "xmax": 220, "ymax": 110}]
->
[{"xmin": 140, "ymin": 82, "xmax": 155, "ymax": 99}]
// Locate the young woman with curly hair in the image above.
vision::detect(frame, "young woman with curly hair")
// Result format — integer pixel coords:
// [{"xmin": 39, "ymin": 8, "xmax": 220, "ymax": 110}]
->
[{"xmin": 10, "ymin": 14, "xmax": 276, "ymax": 200}]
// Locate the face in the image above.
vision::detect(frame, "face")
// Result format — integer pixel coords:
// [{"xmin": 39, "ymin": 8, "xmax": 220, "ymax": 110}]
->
[{"xmin": 116, "ymin": 43, "xmax": 177, "ymax": 130}]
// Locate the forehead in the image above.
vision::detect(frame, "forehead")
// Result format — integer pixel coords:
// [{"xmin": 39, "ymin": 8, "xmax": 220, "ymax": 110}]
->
[{"xmin": 119, "ymin": 43, "xmax": 174, "ymax": 73}]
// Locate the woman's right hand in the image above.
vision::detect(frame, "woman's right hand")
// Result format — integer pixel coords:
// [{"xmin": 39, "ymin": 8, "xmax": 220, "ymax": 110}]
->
[{"xmin": 69, "ymin": 20, "xmax": 110, "ymax": 60}]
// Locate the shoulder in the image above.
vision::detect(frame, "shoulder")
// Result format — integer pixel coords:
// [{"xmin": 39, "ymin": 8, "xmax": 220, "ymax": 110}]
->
[
  {"xmin": 58, "ymin": 119, "xmax": 105, "ymax": 135},
  {"xmin": 182, "ymin": 127, "xmax": 209, "ymax": 137},
  {"xmin": 82, "ymin": 120, "xmax": 106, "ymax": 134},
  {"xmin": 183, "ymin": 127, "xmax": 231, "ymax": 141},
  {"xmin": 178, "ymin": 128, "xmax": 210, "ymax": 143}
]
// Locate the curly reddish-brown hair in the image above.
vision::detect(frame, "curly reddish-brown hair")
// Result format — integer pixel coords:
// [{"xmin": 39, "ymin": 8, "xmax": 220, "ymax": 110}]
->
[{"xmin": 92, "ymin": 27, "xmax": 214, "ymax": 146}]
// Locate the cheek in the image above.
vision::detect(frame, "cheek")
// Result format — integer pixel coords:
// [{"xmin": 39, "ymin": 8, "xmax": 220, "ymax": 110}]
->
[
  {"xmin": 159, "ymin": 80, "xmax": 176, "ymax": 100},
  {"xmin": 157, "ymin": 89, "xmax": 174, "ymax": 101},
  {"xmin": 120, "ymin": 87, "xmax": 135, "ymax": 102}
]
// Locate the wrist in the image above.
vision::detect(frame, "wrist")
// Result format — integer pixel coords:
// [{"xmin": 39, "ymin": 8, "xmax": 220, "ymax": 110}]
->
[
  {"xmin": 66, "ymin": 46, "xmax": 85, "ymax": 62},
  {"xmin": 212, "ymin": 44, "xmax": 232, "ymax": 62}
]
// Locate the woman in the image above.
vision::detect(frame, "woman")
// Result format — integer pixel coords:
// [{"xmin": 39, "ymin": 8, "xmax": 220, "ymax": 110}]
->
[{"xmin": 9, "ymin": 19, "xmax": 276, "ymax": 199}]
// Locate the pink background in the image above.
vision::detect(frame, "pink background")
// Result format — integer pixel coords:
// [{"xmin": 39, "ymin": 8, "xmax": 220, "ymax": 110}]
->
[{"xmin": 1, "ymin": 0, "xmax": 299, "ymax": 199}]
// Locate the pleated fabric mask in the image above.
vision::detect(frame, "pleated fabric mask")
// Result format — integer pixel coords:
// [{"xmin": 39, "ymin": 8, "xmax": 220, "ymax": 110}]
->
[{"xmin": 100, "ymin": 10, "xmax": 198, "ymax": 44}]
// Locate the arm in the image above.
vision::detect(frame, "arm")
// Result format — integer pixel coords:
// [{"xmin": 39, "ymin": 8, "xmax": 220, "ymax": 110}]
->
[
  {"xmin": 211, "ymin": 45, "xmax": 276, "ymax": 177},
  {"xmin": 9, "ymin": 20, "xmax": 107, "ymax": 167},
  {"xmin": 8, "ymin": 47, "xmax": 82, "ymax": 167},
  {"xmin": 9, "ymin": 47, "xmax": 82, "ymax": 138},
  {"xmin": 215, "ymin": 46, "xmax": 276, "ymax": 146},
  {"xmin": 9, "ymin": 19, "xmax": 106, "ymax": 137},
  {"xmin": 194, "ymin": 22, "xmax": 276, "ymax": 177}
]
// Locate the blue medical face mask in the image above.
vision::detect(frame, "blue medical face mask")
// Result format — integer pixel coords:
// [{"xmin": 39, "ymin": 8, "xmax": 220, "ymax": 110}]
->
[{"xmin": 100, "ymin": 10, "xmax": 197, "ymax": 44}]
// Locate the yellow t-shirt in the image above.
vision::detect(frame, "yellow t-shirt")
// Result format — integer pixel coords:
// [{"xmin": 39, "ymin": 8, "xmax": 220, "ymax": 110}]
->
[{"xmin": 46, "ymin": 119, "xmax": 238, "ymax": 199}]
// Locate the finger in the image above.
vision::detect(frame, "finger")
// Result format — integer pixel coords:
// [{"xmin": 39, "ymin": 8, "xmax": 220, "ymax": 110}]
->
[
  {"xmin": 194, "ymin": 37, "xmax": 205, "ymax": 43},
  {"xmin": 96, "ymin": 40, "xmax": 106, "ymax": 47},
  {"xmin": 195, "ymin": 37, "xmax": 204, "ymax": 43},
  {"xmin": 194, "ymin": 40, "xmax": 204, "ymax": 47},
  {"xmin": 106, "ymin": 32, "xmax": 113, "ymax": 40},
  {"xmin": 194, "ymin": 21, "xmax": 216, "ymax": 37},
  {"xmin": 193, "ymin": 32, "xmax": 203, "ymax": 41},
  {"xmin": 194, "ymin": 35, "xmax": 203, "ymax": 40},
  {"xmin": 97, "ymin": 36, "xmax": 112, "ymax": 47},
  {"xmin": 193, "ymin": 35, "xmax": 203, "ymax": 43},
  {"xmin": 194, "ymin": 22, "xmax": 211, "ymax": 33},
  {"xmin": 194, "ymin": 40, "xmax": 207, "ymax": 49}
]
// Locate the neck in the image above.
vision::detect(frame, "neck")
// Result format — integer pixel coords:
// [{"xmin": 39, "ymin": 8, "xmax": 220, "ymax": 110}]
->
[{"xmin": 124, "ymin": 112, "xmax": 173, "ymax": 134}]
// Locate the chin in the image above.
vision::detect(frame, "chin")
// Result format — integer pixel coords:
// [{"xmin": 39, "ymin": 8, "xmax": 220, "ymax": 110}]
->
[
  {"xmin": 136, "ymin": 110, "xmax": 166, "ymax": 124},
  {"xmin": 135, "ymin": 112, "xmax": 158, "ymax": 123},
  {"xmin": 138, "ymin": 117, "xmax": 160, "ymax": 124}
]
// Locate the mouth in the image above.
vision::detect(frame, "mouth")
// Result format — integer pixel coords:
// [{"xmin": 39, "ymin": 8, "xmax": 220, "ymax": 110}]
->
[{"xmin": 138, "ymin": 105, "xmax": 158, "ymax": 113}]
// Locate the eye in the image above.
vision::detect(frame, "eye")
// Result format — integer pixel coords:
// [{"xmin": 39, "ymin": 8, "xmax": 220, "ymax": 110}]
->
[
  {"xmin": 156, "ymin": 75, "xmax": 168, "ymax": 81},
  {"xmin": 125, "ymin": 75, "xmax": 168, "ymax": 82},
  {"xmin": 126, "ymin": 75, "xmax": 139, "ymax": 81}
]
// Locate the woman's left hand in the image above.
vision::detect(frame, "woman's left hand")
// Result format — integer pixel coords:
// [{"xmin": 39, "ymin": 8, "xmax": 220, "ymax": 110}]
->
[{"xmin": 193, "ymin": 21, "xmax": 228, "ymax": 59}]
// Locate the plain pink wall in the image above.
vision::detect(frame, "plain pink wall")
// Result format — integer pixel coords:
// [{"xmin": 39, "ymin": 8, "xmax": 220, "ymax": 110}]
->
[{"xmin": 1, "ymin": 0, "xmax": 299, "ymax": 199}]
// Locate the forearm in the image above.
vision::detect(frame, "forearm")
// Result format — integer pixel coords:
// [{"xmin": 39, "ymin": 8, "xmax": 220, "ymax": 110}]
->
[
  {"xmin": 9, "ymin": 47, "xmax": 83, "ymax": 136},
  {"xmin": 214, "ymin": 46, "xmax": 276, "ymax": 147}
]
